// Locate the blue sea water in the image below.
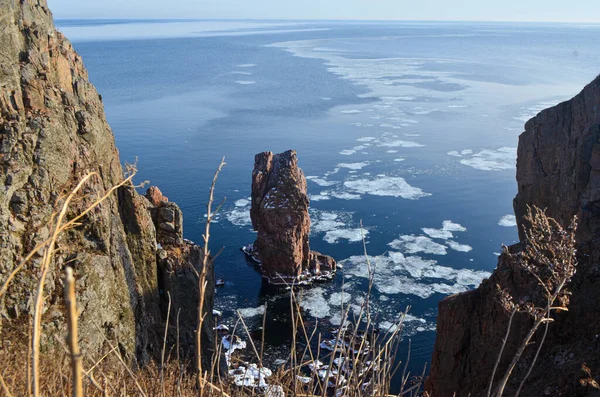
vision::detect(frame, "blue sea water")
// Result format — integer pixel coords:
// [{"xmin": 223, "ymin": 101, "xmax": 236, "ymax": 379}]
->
[{"xmin": 56, "ymin": 19, "xmax": 600, "ymax": 388}]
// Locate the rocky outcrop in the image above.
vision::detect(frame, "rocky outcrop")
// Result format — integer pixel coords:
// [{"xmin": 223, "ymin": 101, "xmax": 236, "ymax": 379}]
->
[
  {"xmin": 0, "ymin": 0, "xmax": 214, "ymax": 367},
  {"xmin": 249, "ymin": 150, "xmax": 336, "ymax": 284},
  {"xmin": 427, "ymin": 76, "xmax": 600, "ymax": 396}
]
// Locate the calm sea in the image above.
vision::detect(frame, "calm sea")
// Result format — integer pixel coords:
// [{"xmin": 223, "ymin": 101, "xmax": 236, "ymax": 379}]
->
[{"xmin": 56, "ymin": 18, "xmax": 600, "ymax": 388}]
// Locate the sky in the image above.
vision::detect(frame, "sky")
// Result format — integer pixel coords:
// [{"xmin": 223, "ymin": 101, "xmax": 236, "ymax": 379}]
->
[{"xmin": 47, "ymin": 0, "xmax": 600, "ymax": 22}]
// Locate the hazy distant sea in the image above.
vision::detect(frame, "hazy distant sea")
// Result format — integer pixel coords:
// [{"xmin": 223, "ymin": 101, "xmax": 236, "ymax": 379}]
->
[{"xmin": 56, "ymin": 18, "xmax": 600, "ymax": 387}]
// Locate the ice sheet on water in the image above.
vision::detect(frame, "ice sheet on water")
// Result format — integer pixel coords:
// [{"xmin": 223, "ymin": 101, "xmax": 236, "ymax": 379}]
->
[
  {"xmin": 447, "ymin": 241, "xmax": 473, "ymax": 252},
  {"xmin": 498, "ymin": 214, "xmax": 517, "ymax": 227},
  {"xmin": 337, "ymin": 161, "xmax": 370, "ymax": 170},
  {"xmin": 344, "ymin": 176, "xmax": 430, "ymax": 200},
  {"xmin": 449, "ymin": 147, "xmax": 517, "ymax": 171},
  {"xmin": 389, "ymin": 235, "xmax": 448, "ymax": 255},
  {"xmin": 377, "ymin": 140, "xmax": 424, "ymax": 148},
  {"xmin": 324, "ymin": 229, "xmax": 367, "ymax": 244},
  {"xmin": 299, "ymin": 287, "xmax": 331, "ymax": 318},
  {"xmin": 306, "ymin": 176, "xmax": 339, "ymax": 186},
  {"xmin": 238, "ymin": 305, "xmax": 266, "ymax": 318},
  {"xmin": 342, "ymin": 252, "xmax": 490, "ymax": 299}
]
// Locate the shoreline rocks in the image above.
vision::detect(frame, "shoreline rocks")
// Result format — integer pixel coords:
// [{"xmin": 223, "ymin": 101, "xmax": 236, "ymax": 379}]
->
[{"xmin": 245, "ymin": 150, "xmax": 336, "ymax": 285}]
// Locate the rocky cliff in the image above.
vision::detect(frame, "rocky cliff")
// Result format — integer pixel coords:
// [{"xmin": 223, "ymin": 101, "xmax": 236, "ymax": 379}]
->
[
  {"xmin": 0, "ymin": 0, "xmax": 214, "ymax": 366},
  {"xmin": 427, "ymin": 76, "xmax": 600, "ymax": 396},
  {"xmin": 249, "ymin": 150, "xmax": 336, "ymax": 284}
]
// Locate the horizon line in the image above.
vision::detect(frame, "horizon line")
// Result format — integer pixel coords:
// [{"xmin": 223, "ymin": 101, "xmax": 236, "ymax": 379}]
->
[{"xmin": 53, "ymin": 17, "xmax": 600, "ymax": 24}]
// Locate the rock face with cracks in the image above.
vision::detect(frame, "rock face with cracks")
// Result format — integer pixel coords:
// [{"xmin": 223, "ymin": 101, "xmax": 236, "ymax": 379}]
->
[
  {"xmin": 427, "ymin": 75, "xmax": 600, "ymax": 397},
  {"xmin": 250, "ymin": 150, "xmax": 336, "ymax": 284},
  {"xmin": 0, "ymin": 0, "xmax": 214, "ymax": 368}
]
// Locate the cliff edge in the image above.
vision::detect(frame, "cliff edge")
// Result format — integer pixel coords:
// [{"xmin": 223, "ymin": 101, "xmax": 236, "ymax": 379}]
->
[
  {"xmin": 427, "ymin": 75, "xmax": 600, "ymax": 396},
  {"xmin": 0, "ymin": 0, "xmax": 214, "ymax": 367}
]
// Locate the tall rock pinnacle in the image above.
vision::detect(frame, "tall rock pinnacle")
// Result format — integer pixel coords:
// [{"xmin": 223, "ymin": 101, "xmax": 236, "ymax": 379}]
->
[{"xmin": 247, "ymin": 150, "xmax": 336, "ymax": 284}]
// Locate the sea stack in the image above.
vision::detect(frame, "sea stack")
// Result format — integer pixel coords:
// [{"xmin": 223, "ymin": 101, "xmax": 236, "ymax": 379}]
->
[{"xmin": 246, "ymin": 150, "xmax": 336, "ymax": 284}]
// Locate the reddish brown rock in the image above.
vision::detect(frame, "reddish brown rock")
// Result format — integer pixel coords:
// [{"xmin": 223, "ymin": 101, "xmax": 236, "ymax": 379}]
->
[
  {"xmin": 427, "ymin": 75, "xmax": 600, "ymax": 397},
  {"xmin": 249, "ymin": 150, "xmax": 336, "ymax": 284},
  {"xmin": 145, "ymin": 186, "xmax": 168, "ymax": 206}
]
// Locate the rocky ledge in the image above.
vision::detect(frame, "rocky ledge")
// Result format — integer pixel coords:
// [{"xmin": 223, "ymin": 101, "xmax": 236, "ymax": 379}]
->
[
  {"xmin": 426, "ymin": 75, "xmax": 600, "ymax": 396},
  {"xmin": 0, "ymin": 0, "xmax": 214, "ymax": 369},
  {"xmin": 243, "ymin": 150, "xmax": 336, "ymax": 285}
]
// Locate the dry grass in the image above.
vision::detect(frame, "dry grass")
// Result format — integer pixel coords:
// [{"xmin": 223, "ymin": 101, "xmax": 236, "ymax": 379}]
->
[{"xmin": 488, "ymin": 206, "xmax": 578, "ymax": 397}]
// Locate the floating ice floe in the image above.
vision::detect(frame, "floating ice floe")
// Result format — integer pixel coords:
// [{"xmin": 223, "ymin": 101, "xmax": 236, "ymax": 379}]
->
[
  {"xmin": 306, "ymin": 176, "xmax": 339, "ymax": 186},
  {"xmin": 356, "ymin": 136, "xmax": 377, "ymax": 142},
  {"xmin": 389, "ymin": 235, "xmax": 448, "ymax": 255},
  {"xmin": 422, "ymin": 220, "xmax": 466, "ymax": 239},
  {"xmin": 377, "ymin": 140, "xmax": 424, "ymax": 148},
  {"xmin": 324, "ymin": 229, "xmax": 367, "ymax": 244},
  {"xmin": 237, "ymin": 63, "xmax": 257, "ymax": 68},
  {"xmin": 447, "ymin": 241, "xmax": 473, "ymax": 252},
  {"xmin": 337, "ymin": 161, "xmax": 370, "ymax": 170},
  {"xmin": 331, "ymin": 191, "xmax": 361, "ymax": 200},
  {"xmin": 310, "ymin": 210, "xmax": 367, "ymax": 244},
  {"xmin": 299, "ymin": 287, "xmax": 331, "ymax": 318},
  {"xmin": 225, "ymin": 198, "xmax": 252, "ymax": 226},
  {"xmin": 342, "ymin": 252, "xmax": 490, "ymax": 299},
  {"xmin": 498, "ymin": 214, "xmax": 517, "ymax": 227},
  {"xmin": 340, "ymin": 109, "xmax": 362, "ymax": 114},
  {"xmin": 238, "ymin": 305, "xmax": 266, "ymax": 318},
  {"xmin": 344, "ymin": 176, "xmax": 430, "ymax": 200},
  {"xmin": 514, "ymin": 100, "xmax": 562, "ymax": 122},
  {"xmin": 449, "ymin": 147, "xmax": 517, "ymax": 171},
  {"xmin": 235, "ymin": 80, "xmax": 256, "ymax": 85},
  {"xmin": 310, "ymin": 192, "xmax": 331, "ymax": 201}
]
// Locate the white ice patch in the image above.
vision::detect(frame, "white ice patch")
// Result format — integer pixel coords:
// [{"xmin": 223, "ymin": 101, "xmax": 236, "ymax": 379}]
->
[
  {"xmin": 394, "ymin": 158, "xmax": 405, "ymax": 162},
  {"xmin": 324, "ymin": 229, "xmax": 367, "ymax": 244},
  {"xmin": 235, "ymin": 198, "xmax": 250, "ymax": 207},
  {"xmin": 422, "ymin": 228, "xmax": 453, "ymax": 239},
  {"xmin": 340, "ymin": 109, "xmax": 362, "ymax": 114},
  {"xmin": 306, "ymin": 176, "xmax": 338, "ymax": 187},
  {"xmin": 386, "ymin": 150, "xmax": 398, "ymax": 153},
  {"xmin": 310, "ymin": 193, "xmax": 331, "ymax": 201},
  {"xmin": 331, "ymin": 191, "xmax": 361, "ymax": 200},
  {"xmin": 237, "ymin": 63, "xmax": 257, "ymax": 68},
  {"xmin": 389, "ymin": 235, "xmax": 448, "ymax": 255},
  {"xmin": 235, "ymin": 80, "xmax": 256, "ymax": 85},
  {"xmin": 447, "ymin": 241, "xmax": 473, "ymax": 252},
  {"xmin": 514, "ymin": 100, "xmax": 561, "ymax": 123},
  {"xmin": 226, "ymin": 208, "xmax": 252, "ymax": 226},
  {"xmin": 328, "ymin": 291, "xmax": 353, "ymax": 306},
  {"xmin": 356, "ymin": 137, "xmax": 377, "ymax": 142},
  {"xmin": 498, "ymin": 214, "xmax": 517, "ymax": 227},
  {"xmin": 299, "ymin": 287, "xmax": 331, "ymax": 318},
  {"xmin": 238, "ymin": 305, "xmax": 266, "ymax": 318},
  {"xmin": 342, "ymin": 252, "xmax": 490, "ymax": 299},
  {"xmin": 449, "ymin": 147, "xmax": 517, "ymax": 171},
  {"xmin": 337, "ymin": 161, "xmax": 370, "ymax": 170},
  {"xmin": 344, "ymin": 176, "xmax": 430, "ymax": 200},
  {"xmin": 377, "ymin": 140, "xmax": 424, "ymax": 148}
]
